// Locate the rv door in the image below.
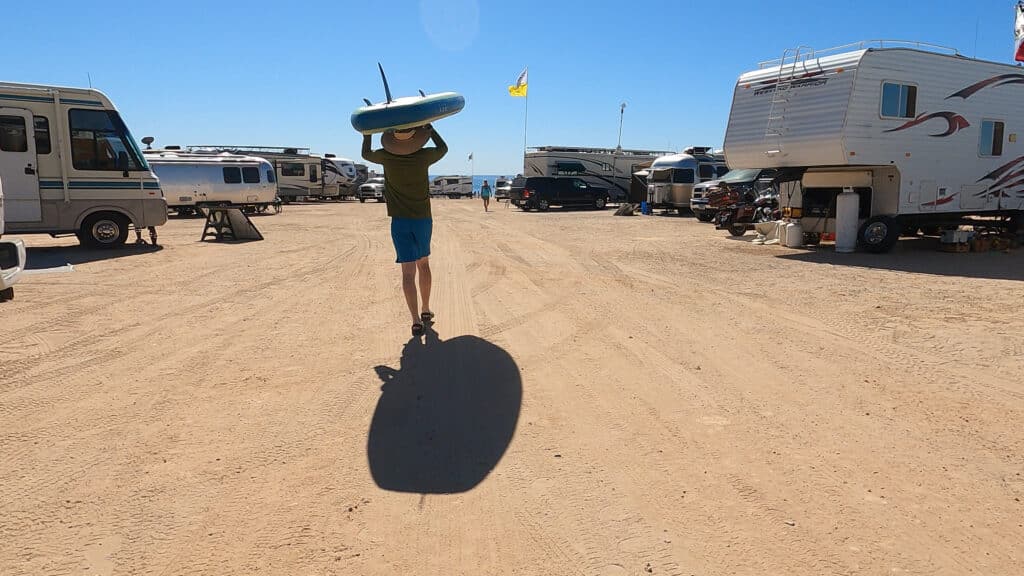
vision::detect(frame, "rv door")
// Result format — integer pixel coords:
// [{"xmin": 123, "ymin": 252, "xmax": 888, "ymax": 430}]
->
[{"xmin": 0, "ymin": 108, "xmax": 41, "ymax": 222}]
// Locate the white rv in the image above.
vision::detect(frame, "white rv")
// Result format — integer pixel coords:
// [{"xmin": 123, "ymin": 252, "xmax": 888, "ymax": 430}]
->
[
  {"xmin": 647, "ymin": 147, "xmax": 728, "ymax": 213},
  {"xmin": 524, "ymin": 146, "xmax": 672, "ymax": 202},
  {"xmin": 324, "ymin": 154, "xmax": 358, "ymax": 199},
  {"xmin": 0, "ymin": 177, "xmax": 27, "ymax": 301},
  {"xmin": 189, "ymin": 146, "xmax": 335, "ymax": 201},
  {"xmin": 0, "ymin": 82, "xmax": 166, "ymax": 247},
  {"xmin": 144, "ymin": 149, "xmax": 279, "ymax": 215},
  {"xmin": 725, "ymin": 41, "xmax": 1024, "ymax": 252},
  {"xmin": 430, "ymin": 175, "xmax": 473, "ymax": 198}
]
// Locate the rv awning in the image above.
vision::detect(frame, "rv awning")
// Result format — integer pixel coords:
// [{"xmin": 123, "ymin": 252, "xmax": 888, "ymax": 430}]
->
[{"xmin": 554, "ymin": 161, "xmax": 586, "ymax": 173}]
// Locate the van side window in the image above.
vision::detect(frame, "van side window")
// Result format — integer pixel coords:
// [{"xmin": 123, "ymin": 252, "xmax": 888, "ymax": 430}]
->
[
  {"xmin": 266, "ymin": 169, "xmax": 276, "ymax": 183},
  {"xmin": 68, "ymin": 109, "xmax": 145, "ymax": 171},
  {"xmin": 281, "ymin": 162, "xmax": 305, "ymax": 176},
  {"xmin": 34, "ymin": 116, "xmax": 51, "ymax": 154},
  {"xmin": 980, "ymin": 120, "xmax": 1005, "ymax": 157},
  {"xmin": 242, "ymin": 166, "xmax": 260, "ymax": 183},
  {"xmin": 223, "ymin": 167, "xmax": 242, "ymax": 184},
  {"xmin": 0, "ymin": 115, "xmax": 28, "ymax": 152},
  {"xmin": 881, "ymin": 82, "xmax": 917, "ymax": 119}
]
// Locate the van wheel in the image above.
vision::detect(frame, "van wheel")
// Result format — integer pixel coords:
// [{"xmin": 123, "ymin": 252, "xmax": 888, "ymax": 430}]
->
[
  {"xmin": 79, "ymin": 212, "xmax": 130, "ymax": 249},
  {"xmin": 537, "ymin": 199, "xmax": 550, "ymax": 211},
  {"xmin": 594, "ymin": 197, "xmax": 607, "ymax": 210},
  {"xmin": 0, "ymin": 287, "xmax": 13, "ymax": 302},
  {"xmin": 858, "ymin": 215, "xmax": 901, "ymax": 253}
]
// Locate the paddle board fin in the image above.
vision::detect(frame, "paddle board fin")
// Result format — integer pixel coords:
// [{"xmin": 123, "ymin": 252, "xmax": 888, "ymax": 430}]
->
[
  {"xmin": 418, "ymin": 90, "xmax": 426, "ymax": 97},
  {"xmin": 362, "ymin": 98, "xmax": 373, "ymax": 106},
  {"xmin": 378, "ymin": 63, "xmax": 393, "ymax": 104}
]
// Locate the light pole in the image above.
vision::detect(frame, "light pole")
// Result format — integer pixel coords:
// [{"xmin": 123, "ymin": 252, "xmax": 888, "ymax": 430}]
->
[{"xmin": 616, "ymin": 102, "xmax": 626, "ymax": 151}]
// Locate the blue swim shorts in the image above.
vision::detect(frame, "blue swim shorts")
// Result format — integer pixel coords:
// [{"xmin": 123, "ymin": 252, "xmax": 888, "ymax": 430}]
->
[{"xmin": 390, "ymin": 217, "xmax": 433, "ymax": 263}]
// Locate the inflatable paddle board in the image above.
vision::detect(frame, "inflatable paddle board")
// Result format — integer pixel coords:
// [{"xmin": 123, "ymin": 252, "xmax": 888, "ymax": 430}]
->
[{"xmin": 351, "ymin": 64, "xmax": 465, "ymax": 135}]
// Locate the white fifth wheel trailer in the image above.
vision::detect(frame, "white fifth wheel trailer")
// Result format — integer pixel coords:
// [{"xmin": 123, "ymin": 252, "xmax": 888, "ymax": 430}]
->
[
  {"xmin": 144, "ymin": 149, "xmax": 279, "ymax": 215},
  {"xmin": 0, "ymin": 82, "xmax": 166, "ymax": 247},
  {"xmin": 430, "ymin": 175, "xmax": 473, "ymax": 198},
  {"xmin": 725, "ymin": 41, "xmax": 1024, "ymax": 252},
  {"xmin": 524, "ymin": 146, "xmax": 672, "ymax": 202},
  {"xmin": 0, "ymin": 177, "xmax": 28, "ymax": 301}
]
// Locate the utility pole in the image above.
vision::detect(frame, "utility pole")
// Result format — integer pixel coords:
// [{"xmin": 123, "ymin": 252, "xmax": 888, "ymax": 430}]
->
[{"xmin": 616, "ymin": 102, "xmax": 627, "ymax": 151}]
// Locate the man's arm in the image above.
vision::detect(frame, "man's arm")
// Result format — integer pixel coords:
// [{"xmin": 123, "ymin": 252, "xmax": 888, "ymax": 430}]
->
[
  {"xmin": 423, "ymin": 126, "xmax": 448, "ymax": 163},
  {"xmin": 361, "ymin": 134, "xmax": 383, "ymax": 163}
]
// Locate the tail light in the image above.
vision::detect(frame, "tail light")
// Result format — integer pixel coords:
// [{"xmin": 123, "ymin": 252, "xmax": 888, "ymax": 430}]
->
[{"xmin": 523, "ymin": 189, "xmax": 532, "ymax": 198}]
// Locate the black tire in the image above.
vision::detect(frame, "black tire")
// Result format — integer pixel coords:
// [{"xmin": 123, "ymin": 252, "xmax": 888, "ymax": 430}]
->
[
  {"xmin": 537, "ymin": 199, "xmax": 550, "ymax": 211},
  {"xmin": 696, "ymin": 212, "xmax": 715, "ymax": 223},
  {"xmin": 0, "ymin": 287, "xmax": 12, "ymax": 302},
  {"xmin": 727, "ymin": 223, "xmax": 748, "ymax": 237},
  {"xmin": 594, "ymin": 197, "xmax": 607, "ymax": 210},
  {"xmin": 79, "ymin": 212, "xmax": 130, "ymax": 249},
  {"xmin": 858, "ymin": 215, "xmax": 901, "ymax": 253},
  {"xmin": 359, "ymin": 198, "xmax": 366, "ymax": 203}
]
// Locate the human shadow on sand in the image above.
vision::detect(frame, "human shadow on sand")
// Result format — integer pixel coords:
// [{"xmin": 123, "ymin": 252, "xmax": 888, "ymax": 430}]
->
[
  {"xmin": 26, "ymin": 244, "xmax": 163, "ymax": 270},
  {"xmin": 368, "ymin": 327, "xmax": 522, "ymax": 494}
]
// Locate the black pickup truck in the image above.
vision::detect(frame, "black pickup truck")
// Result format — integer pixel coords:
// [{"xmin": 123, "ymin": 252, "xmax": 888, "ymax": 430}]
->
[{"xmin": 509, "ymin": 177, "xmax": 610, "ymax": 211}]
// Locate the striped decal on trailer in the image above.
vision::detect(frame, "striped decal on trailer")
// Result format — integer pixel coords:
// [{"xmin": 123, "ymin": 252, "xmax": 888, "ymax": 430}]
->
[
  {"xmin": 0, "ymin": 93, "xmax": 104, "ymax": 107},
  {"xmin": 39, "ymin": 180, "xmax": 160, "ymax": 190}
]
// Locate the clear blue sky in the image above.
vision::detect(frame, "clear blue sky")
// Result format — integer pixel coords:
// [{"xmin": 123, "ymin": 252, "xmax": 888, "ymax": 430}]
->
[{"xmin": 1, "ymin": 0, "xmax": 1019, "ymax": 174}]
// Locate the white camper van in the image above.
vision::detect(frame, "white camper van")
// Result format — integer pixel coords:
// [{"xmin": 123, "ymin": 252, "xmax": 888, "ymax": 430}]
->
[
  {"xmin": 430, "ymin": 175, "xmax": 473, "ymax": 198},
  {"xmin": 0, "ymin": 82, "xmax": 166, "ymax": 247},
  {"xmin": 647, "ymin": 147, "xmax": 728, "ymax": 213},
  {"xmin": 524, "ymin": 146, "xmax": 672, "ymax": 202},
  {"xmin": 725, "ymin": 41, "xmax": 1024, "ymax": 252},
  {"xmin": 0, "ymin": 177, "xmax": 27, "ymax": 301},
  {"xmin": 189, "ymin": 146, "xmax": 334, "ymax": 202},
  {"xmin": 144, "ymin": 149, "xmax": 279, "ymax": 215}
]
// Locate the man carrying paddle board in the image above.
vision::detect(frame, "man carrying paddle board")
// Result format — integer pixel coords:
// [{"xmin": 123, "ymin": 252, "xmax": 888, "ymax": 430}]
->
[{"xmin": 362, "ymin": 124, "xmax": 448, "ymax": 337}]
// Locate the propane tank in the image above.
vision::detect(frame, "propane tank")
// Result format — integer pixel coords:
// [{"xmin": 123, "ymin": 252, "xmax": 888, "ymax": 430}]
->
[
  {"xmin": 835, "ymin": 187, "xmax": 859, "ymax": 253},
  {"xmin": 784, "ymin": 220, "xmax": 804, "ymax": 248}
]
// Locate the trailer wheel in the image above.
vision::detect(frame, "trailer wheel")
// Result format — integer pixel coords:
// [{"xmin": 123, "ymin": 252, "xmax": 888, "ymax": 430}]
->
[
  {"xmin": 0, "ymin": 287, "xmax": 13, "ymax": 302},
  {"xmin": 858, "ymin": 215, "xmax": 901, "ymax": 253},
  {"xmin": 79, "ymin": 212, "xmax": 130, "ymax": 249}
]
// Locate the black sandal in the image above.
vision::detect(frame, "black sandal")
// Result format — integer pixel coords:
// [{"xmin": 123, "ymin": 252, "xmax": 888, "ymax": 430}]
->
[
  {"xmin": 421, "ymin": 311, "xmax": 435, "ymax": 324},
  {"xmin": 411, "ymin": 322, "xmax": 425, "ymax": 336}
]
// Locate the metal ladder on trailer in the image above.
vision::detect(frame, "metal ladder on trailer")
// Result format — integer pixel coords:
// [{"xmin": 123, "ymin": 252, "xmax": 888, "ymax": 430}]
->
[{"xmin": 763, "ymin": 46, "xmax": 814, "ymax": 146}]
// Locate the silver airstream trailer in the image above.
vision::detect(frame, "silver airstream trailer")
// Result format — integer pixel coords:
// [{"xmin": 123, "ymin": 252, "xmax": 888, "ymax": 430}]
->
[
  {"xmin": 145, "ymin": 149, "xmax": 279, "ymax": 215},
  {"xmin": 647, "ymin": 147, "xmax": 728, "ymax": 213}
]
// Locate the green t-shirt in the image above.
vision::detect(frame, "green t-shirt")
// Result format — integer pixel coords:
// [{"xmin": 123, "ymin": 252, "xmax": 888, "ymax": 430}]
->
[{"xmin": 362, "ymin": 146, "xmax": 447, "ymax": 219}]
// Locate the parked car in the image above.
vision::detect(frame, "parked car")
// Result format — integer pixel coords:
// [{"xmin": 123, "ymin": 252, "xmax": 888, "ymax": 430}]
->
[
  {"xmin": 358, "ymin": 177, "xmax": 385, "ymax": 203},
  {"xmin": 509, "ymin": 177, "xmax": 610, "ymax": 211},
  {"xmin": 495, "ymin": 177, "xmax": 512, "ymax": 200},
  {"xmin": 691, "ymin": 168, "xmax": 778, "ymax": 222}
]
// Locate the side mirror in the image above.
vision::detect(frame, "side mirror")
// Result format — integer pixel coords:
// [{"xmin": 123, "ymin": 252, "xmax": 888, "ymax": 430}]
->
[{"xmin": 118, "ymin": 151, "xmax": 130, "ymax": 176}]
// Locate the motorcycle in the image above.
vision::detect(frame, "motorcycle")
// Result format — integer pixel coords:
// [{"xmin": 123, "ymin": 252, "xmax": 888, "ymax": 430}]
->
[{"xmin": 706, "ymin": 182, "xmax": 780, "ymax": 237}]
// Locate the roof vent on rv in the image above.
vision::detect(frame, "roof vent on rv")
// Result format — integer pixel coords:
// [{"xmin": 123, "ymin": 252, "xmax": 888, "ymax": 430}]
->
[
  {"xmin": 683, "ymin": 146, "xmax": 712, "ymax": 155},
  {"xmin": 284, "ymin": 148, "xmax": 299, "ymax": 154},
  {"xmin": 165, "ymin": 145, "xmax": 181, "ymax": 150},
  {"xmin": 324, "ymin": 153, "xmax": 336, "ymax": 158}
]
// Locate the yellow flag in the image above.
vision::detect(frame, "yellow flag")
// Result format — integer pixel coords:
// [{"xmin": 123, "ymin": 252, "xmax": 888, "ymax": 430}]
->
[{"xmin": 508, "ymin": 67, "xmax": 528, "ymax": 97}]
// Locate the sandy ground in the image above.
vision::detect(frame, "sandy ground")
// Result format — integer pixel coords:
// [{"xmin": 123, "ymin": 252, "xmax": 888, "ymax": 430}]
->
[{"xmin": 2, "ymin": 199, "xmax": 1023, "ymax": 575}]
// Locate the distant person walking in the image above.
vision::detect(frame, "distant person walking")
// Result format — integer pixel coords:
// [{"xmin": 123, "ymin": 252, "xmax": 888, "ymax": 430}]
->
[
  {"xmin": 361, "ymin": 124, "xmax": 448, "ymax": 337},
  {"xmin": 480, "ymin": 180, "xmax": 492, "ymax": 212}
]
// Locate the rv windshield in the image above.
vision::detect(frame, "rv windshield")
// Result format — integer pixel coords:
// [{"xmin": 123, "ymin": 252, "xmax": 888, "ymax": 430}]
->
[
  {"xmin": 68, "ymin": 109, "xmax": 149, "ymax": 171},
  {"xmin": 719, "ymin": 169, "xmax": 762, "ymax": 183}
]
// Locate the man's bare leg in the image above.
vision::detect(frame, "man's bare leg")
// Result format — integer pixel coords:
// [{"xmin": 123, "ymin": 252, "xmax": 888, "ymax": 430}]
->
[
  {"xmin": 417, "ymin": 257, "xmax": 432, "ymax": 318},
  {"xmin": 401, "ymin": 262, "xmax": 420, "ymax": 325}
]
